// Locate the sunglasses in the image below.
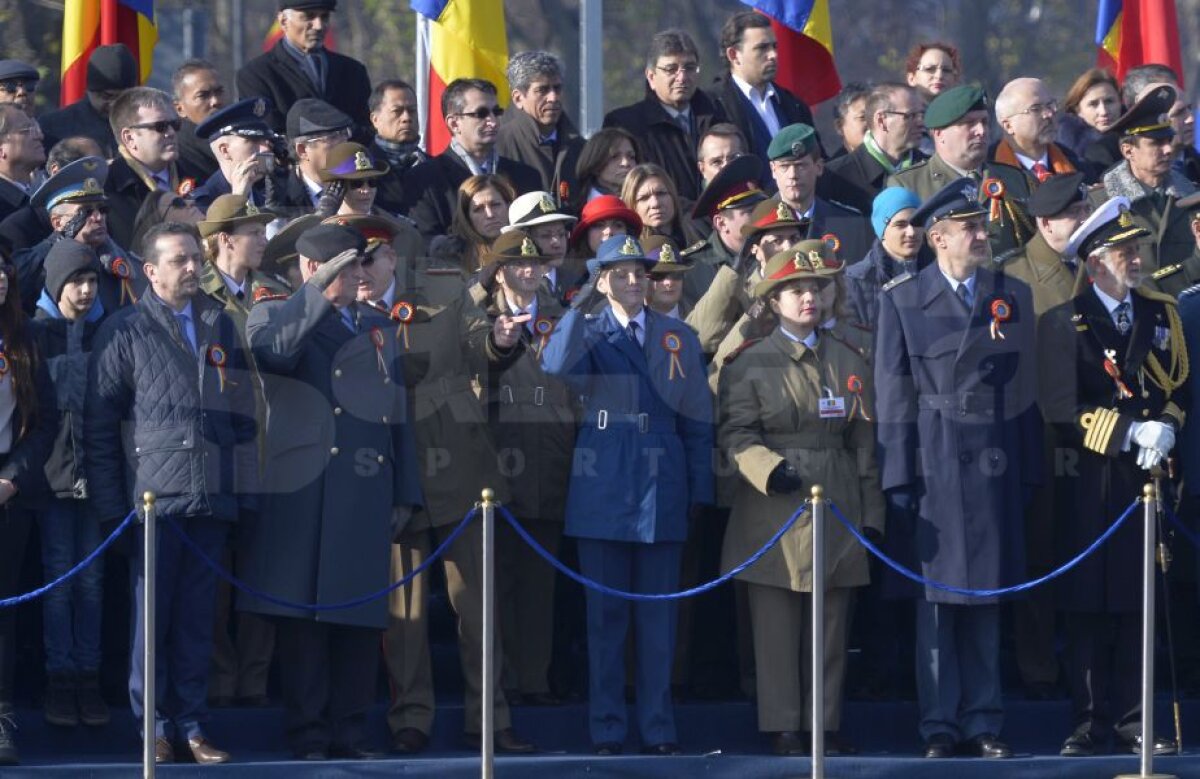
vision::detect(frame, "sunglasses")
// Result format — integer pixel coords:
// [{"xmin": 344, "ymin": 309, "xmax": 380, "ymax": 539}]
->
[
  {"xmin": 455, "ymin": 106, "xmax": 504, "ymax": 120},
  {"xmin": 82, "ymin": 204, "xmax": 111, "ymax": 217},
  {"xmin": 130, "ymin": 118, "xmax": 182, "ymax": 135},
  {"xmin": 0, "ymin": 80, "xmax": 36, "ymax": 94}
]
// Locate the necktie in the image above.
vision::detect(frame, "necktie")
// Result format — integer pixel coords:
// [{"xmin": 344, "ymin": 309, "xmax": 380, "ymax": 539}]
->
[
  {"xmin": 626, "ymin": 320, "xmax": 642, "ymax": 347},
  {"xmin": 235, "ymin": 290, "xmax": 245, "ymax": 301},
  {"xmin": 341, "ymin": 309, "xmax": 357, "ymax": 333},
  {"xmin": 1114, "ymin": 302, "xmax": 1132, "ymax": 335},
  {"xmin": 175, "ymin": 312, "xmax": 197, "ymax": 354},
  {"xmin": 676, "ymin": 113, "xmax": 691, "ymax": 139},
  {"xmin": 1031, "ymin": 161, "xmax": 1051, "ymax": 183},
  {"xmin": 955, "ymin": 283, "xmax": 972, "ymax": 311}
]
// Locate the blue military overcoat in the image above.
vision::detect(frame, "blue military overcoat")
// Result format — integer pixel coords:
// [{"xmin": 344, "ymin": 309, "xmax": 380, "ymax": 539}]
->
[
  {"xmin": 874, "ymin": 264, "xmax": 1042, "ymax": 604},
  {"xmin": 540, "ymin": 306, "xmax": 714, "ymax": 543}
]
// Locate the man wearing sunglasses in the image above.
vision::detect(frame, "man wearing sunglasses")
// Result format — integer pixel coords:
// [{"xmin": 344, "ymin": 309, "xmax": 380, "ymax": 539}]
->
[
  {"xmin": 39, "ymin": 44, "xmax": 137, "ymax": 160},
  {"xmin": 404, "ymin": 78, "xmax": 540, "ymax": 241},
  {"xmin": 0, "ymin": 61, "xmax": 38, "ymax": 118},
  {"xmin": 237, "ymin": 0, "xmax": 372, "ymax": 142}
]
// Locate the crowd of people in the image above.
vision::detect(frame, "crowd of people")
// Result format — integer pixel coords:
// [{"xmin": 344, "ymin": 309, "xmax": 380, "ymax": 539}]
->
[{"xmin": 0, "ymin": 0, "xmax": 1198, "ymax": 767}]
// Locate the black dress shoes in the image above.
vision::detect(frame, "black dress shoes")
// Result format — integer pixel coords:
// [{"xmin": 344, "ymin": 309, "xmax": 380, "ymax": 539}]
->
[
  {"xmin": 462, "ymin": 728, "xmax": 536, "ymax": 754},
  {"xmin": 1114, "ymin": 732, "xmax": 1177, "ymax": 756},
  {"xmin": 593, "ymin": 741, "xmax": 623, "ymax": 755},
  {"xmin": 390, "ymin": 727, "xmax": 430, "ymax": 754},
  {"xmin": 330, "ymin": 743, "xmax": 384, "ymax": 760},
  {"xmin": 771, "ymin": 731, "xmax": 807, "ymax": 756},
  {"xmin": 640, "ymin": 742, "xmax": 681, "ymax": 755},
  {"xmin": 820, "ymin": 731, "xmax": 858, "ymax": 756},
  {"xmin": 1060, "ymin": 729, "xmax": 1097, "ymax": 757},
  {"xmin": 962, "ymin": 733, "xmax": 1012, "ymax": 758},
  {"xmin": 923, "ymin": 732, "xmax": 956, "ymax": 758}
]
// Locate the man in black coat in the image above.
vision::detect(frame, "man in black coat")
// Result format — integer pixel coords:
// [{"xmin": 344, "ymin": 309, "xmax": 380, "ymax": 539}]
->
[
  {"xmin": 171, "ymin": 59, "xmax": 228, "ymax": 185},
  {"xmin": 39, "ymin": 44, "xmax": 136, "ymax": 160},
  {"xmin": 495, "ymin": 51, "xmax": 585, "ymax": 206},
  {"xmin": 603, "ymin": 29, "xmax": 724, "ymax": 202},
  {"xmin": 236, "ymin": 0, "xmax": 372, "ymax": 142},
  {"xmin": 403, "ymin": 79, "xmax": 540, "ymax": 240},
  {"xmin": 0, "ymin": 105, "xmax": 44, "ymax": 223},
  {"xmin": 711, "ymin": 11, "xmax": 822, "ymax": 184},
  {"xmin": 367, "ymin": 79, "xmax": 427, "ymax": 216}
]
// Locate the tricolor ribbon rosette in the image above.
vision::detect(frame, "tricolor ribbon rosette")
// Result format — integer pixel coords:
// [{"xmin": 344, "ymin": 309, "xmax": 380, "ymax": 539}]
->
[
  {"xmin": 370, "ymin": 326, "xmax": 389, "ymax": 380},
  {"xmin": 662, "ymin": 331, "xmax": 685, "ymax": 380},
  {"xmin": 821, "ymin": 233, "xmax": 840, "ymax": 254},
  {"xmin": 176, "ymin": 178, "xmax": 196, "ymax": 197},
  {"xmin": 989, "ymin": 298, "xmax": 1011, "ymax": 341},
  {"xmin": 110, "ymin": 257, "xmax": 139, "ymax": 305},
  {"xmin": 1102, "ymin": 348, "xmax": 1134, "ymax": 399},
  {"xmin": 0, "ymin": 350, "xmax": 10, "ymax": 378},
  {"xmin": 981, "ymin": 177, "xmax": 1005, "ymax": 224},
  {"xmin": 207, "ymin": 344, "xmax": 235, "ymax": 392},
  {"xmin": 846, "ymin": 374, "xmax": 870, "ymax": 421},
  {"xmin": 390, "ymin": 301, "xmax": 415, "ymax": 349},
  {"xmin": 533, "ymin": 316, "xmax": 555, "ymax": 357}
]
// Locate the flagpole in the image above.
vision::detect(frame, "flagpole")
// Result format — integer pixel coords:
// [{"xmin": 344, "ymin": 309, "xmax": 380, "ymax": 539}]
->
[
  {"xmin": 415, "ymin": 14, "xmax": 431, "ymax": 153},
  {"xmin": 579, "ymin": 0, "xmax": 603, "ymax": 137}
]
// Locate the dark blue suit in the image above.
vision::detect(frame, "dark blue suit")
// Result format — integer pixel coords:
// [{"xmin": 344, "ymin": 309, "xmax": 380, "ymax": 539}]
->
[
  {"xmin": 541, "ymin": 306, "xmax": 713, "ymax": 747},
  {"xmin": 874, "ymin": 263, "xmax": 1041, "ymax": 742}
]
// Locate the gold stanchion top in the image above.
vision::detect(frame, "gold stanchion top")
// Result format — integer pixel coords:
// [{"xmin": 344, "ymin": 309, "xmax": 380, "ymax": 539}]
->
[
  {"xmin": 1144, "ymin": 483, "xmax": 1156, "ymax": 500},
  {"xmin": 810, "ymin": 484, "xmax": 824, "ymax": 499},
  {"xmin": 142, "ymin": 492, "xmax": 156, "ymax": 506},
  {"xmin": 481, "ymin": 488, "xmax": 495, "ymax": 504}
]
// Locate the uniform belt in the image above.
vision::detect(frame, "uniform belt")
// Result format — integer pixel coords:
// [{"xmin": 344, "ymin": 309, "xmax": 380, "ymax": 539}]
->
[
  {"xmin": 582, "ymin": 410, "xmax": 676, "ymax": 434},
  {"xmin": 917, "ymin": 393, "xmax": 997, "ymax": 414},
  {"xmin": 762, "ymin": 432, "xmax": 847, "ymax": 449},
  {"xmin": 489, "ymin": 383, "xmax": 570, "ymax": 407},
  {"xmin": 413, "ymin": 374, "xmax": 473, "ymax": 400}
]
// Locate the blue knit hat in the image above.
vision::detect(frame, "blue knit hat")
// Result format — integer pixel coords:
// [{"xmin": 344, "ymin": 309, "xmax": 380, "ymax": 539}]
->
[{"xmin": 871, "ymin": 187, "xmax": 922, "ymax": 238}]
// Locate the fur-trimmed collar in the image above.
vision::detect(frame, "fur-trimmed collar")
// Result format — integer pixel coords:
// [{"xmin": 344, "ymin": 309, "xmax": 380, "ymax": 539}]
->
[{"xmin": 1103, "ymin": 161, "xmax": 1196, "ymax": 204}]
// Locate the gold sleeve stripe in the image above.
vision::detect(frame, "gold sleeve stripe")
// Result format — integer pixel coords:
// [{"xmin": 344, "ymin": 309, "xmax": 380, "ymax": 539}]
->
[{"xmin": 1082, "ymin": 407, "xmax": 1120, "ymax": 454}]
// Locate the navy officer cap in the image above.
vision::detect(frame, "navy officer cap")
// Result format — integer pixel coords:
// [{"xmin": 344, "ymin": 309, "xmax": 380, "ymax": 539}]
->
[
  {"xmin": 286, "ymin": 98, "xmax": 352, "ymax": 140},
  {"xmin": 295, "ymin": 223, "xmax": 366, "ymax": 263},
  {"xmin": 197, "ymin": 97, "xmax": 274, "ymax": 141},
  {"xmin": 1026, "ymin": 172, "xmax": 1087, "ymax": 218},
  {"xmin": 0, "ymin": 60, "xmax": 38, "ymax": 83},
  {"xmin": 909, "ymin": 178, "xmax": 986, "ymax": 228}
]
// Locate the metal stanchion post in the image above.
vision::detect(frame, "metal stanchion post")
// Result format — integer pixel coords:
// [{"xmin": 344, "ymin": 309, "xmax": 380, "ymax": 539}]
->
[
  {"xmin": 142, "ymin": 492, "xmax": 156, "ymax": 779},
  {"xmin": 1115, "ymin": 483, "xmax": 1176, "ymax": 779},
  {"xmin": 810, "ymin": 485, "xmax": 826, "ymax": 779},
  {"xmin": 480, "ymin": 489, "xmax": 495, "ymax": 779}
]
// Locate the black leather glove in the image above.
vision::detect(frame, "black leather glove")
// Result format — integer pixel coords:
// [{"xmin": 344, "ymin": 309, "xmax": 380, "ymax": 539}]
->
[
  {"xmin": 862, "ymin": 526, "xmax": 884, "ymax": 546},
  {"xmin": 766, "ymin": 462, "xmax": 804, "ymax": 495},
  {"xmin": 314, "ymin": 180, "xmax": 346, "ymax": 218},
  {"xmin": 60, "ymin": 208, "xmax": 90, "ymax": 240}
]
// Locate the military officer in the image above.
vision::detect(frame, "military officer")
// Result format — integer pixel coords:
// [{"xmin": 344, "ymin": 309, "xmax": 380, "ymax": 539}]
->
[
  {"xmin": 191, "ymin": 97, "xmax": 282, "ymax": 210},
  {"xmin": 887, "ymin": 85, "xmax": 1035, "ymax": 254},
  {"xmin": 1038, "ymin": 197, "xmax": 1186, "ymax": 757},
  {"xmin": 1091, "ymin": 85, "xmax": 1200, "ymax": 295},
  {"xmin": 261, "ymin": 214, "xmax": 321, "ymax": 291},
  {"xmin": 682, "ymin": 154, "xmax": 769, "ymax": 303},
  {"xmin": 718, "ymin": 240, "xmax": 884, "ymax": 756},
  {"xmin": 874, "ymin": 178, "xmax": 1042, "ymax": 759}
]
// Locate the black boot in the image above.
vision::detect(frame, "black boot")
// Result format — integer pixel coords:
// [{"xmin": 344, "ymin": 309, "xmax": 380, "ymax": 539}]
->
[
  {"xmin": 43, "ymin": 672, "xmax": 78, "ymax": 727},
  {"xmin": 0, "ymin": 713, "xmax": 18, "ymax": 765},
  {"xmin": 76, "ymin": 671, "xmax": 110, "ymax": 727}
]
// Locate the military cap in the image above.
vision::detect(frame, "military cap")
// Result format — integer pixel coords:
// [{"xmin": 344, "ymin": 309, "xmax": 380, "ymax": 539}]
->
[
  {"xmin": 196, "ymin": 97, "xmax": 274, "ymax": 142},
  {"xmin": 569, "ymin": 195, "xmax": 642, "ymax": 245},
  {"xmin": 1065, "ymin": 196, "xmax": 1150, "ymax": 260},
  {"xmin": 643, "ymin": 235, "xmax": 691, "ymax": 275},
  {"xmin": 690, "ymin": 154, "xmax": 767, "ymax": 219},
  {"xmin": 767, "ymin": 123, "xmax": 820, "ymax": 161},
  {"xmin": 322, "ymin": 212, "xmax": 403, "ymax": 253},
  {"xmin": 1108, "ymin": 84, "xmax": 1176, "ymax": 140},
  {"xmin": 753, "ymin": 239, "xmax": 843, "ymax": 298},
  {"xmin": 263, "ymin": 214, "xmax": 321, "ymax": 271},
  {"xmin": 295, "ymin": 223, "xmax": 365, "ymax": 263},
  {"xmin": 0, "ymin": 61, "xmax": 37, "ymax": 84},
  {"xmin": 1026, "ymin": 172, "xmax": 1087, "ymax": 218},
  {"xmin": 484, "ymin": 229, "xmax": 549, "ymax": 266},
  {"xmin": 911, "ymin": 177, "xmax": 986, "ymax": 228},
  {"xmin": 198, "ymin": 195, "xmax": 275, "ymax": 238},
  {"xmin": 871, "ymin": 187, "xmax": 922, "ymax": 238},
  {"xmin": 741, "ymin": 197, "xmax": 807, "ymax": 242},
  {"xmin": 286, "ymin": 98, "xmax": 352, "ymax": 140},
  {"xmin": 86, "ymin": 44, "xmax": 137, "ymax": 92},
  {"xmin": 503, "ymin": 190, "xmax": 577, "ymax": 232},
  {"xmin": 924, "ymin": 85, "xmax": 989, "ymax": 130},
  {"xmin": 44, "ymin": 240, "xmax": 99, "ymax": 304},
  {"xmin": 319, "ymin": 142, "xmax": 389, "ymax": 182},
  {"xmin": 279, "ymin": 0, "xmax": 337, "ymax": 9},
  {"xmin": 31, "ymin": 156, "xmax": 108, "ymax": 212},
  {"xmin": 586, "ymin": 234, "xmax": 656, "ymax": 276}
]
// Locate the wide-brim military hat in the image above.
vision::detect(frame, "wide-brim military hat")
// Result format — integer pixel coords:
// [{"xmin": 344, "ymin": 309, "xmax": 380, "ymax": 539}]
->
[
  {"xmin": 643, "ymin": 235, "xmax": 691, "ymax": 275},
  {"xmin": 1108, "ymin": 84, "xmax": 1176, "ymax": 140},
  {"xmin": 31, "ymin": 156, "xmax": 108, "ymax": 212},
  {"xmin": 690, "ymin": 154, "xmax": 767, "ymax": 219},
  {"xmin": 753, "ymin": 239, "xmax": 843, "ymax": 298},
  {"xmin": 741, "ymin": 197, "xmax": 808, "ymax": 242},
  {"xmin": 196, "ymin": 97, "xmax": 275, "ymax": 142},
  {"xmin": 910, "ymin": 177, "xmax": 986, "ymax": 228},
  {"xmin": 503, "ymin": 190, "xmax": 577, "ymax": 232},
  {"xmin": 1065, "ymin": 196, "xmax": 1150, "ymax": 260},
  {"xmin": 483, "ymin": 229, "xmax": 551, "ymax": 267},
  {"xmin": 586, "ymin": 234, "xmax": 656, "ymax": 276},
  {"xmin": 320, "ymin": 142, "xmax": 389, "ymax": 182},
  {"xmin": 263, "ymin": 214, "xmax": 322, "ymax": 271},
  {"xmin": 569, "ymin": 195, "xmax": 642, "ymax": 245},
  {"xmin": 199, "ymin": 195, "xmax": 275, "ymax": 238}
]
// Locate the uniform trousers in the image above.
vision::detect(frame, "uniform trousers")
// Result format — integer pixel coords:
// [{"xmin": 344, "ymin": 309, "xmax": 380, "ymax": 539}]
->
[
  {"xmin": 274, "ymin": 617, "xmax": 378, "ymax": 753},
  {"xmin": 385, "ymin": 519, "xmax": 510, "ymax": 735},
  {"xmin": 1064, "ymin": 611, "xmax": 1141, "ymax": 738},
  {"xmin": 577, "ymin": 538, "xmax": 682, "ymax": 746},
  {"xmin": 129, "ymin": 516, "xmax": 227, "ymax": 740},
  {"xmin": 747, "ymin": 583, "xmax": 851, "ymax": 732},
  {"xmin": 1013, "ymin": 436, "xmax": 1061, "ymax": 690},
  {"xmin": 209, "ymin": 547, "xmax": 275, "ymax": 700},
  {"xmin": 915, "ymin": 601, "xmax": 1003, "ymax": 742},
  {"xmin": 497, "ymin": 517, "xmax": 560, "ymax": 695}
]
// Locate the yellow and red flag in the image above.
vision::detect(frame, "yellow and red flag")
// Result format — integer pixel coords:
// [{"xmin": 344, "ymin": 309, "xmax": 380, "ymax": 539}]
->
[
  {"xmin": 740, "ymin": 0, "xmax": 841, "ymax": 106},
  {"xmin": 61, "ymin": 0, "xmax": 157, "ymax": 106},
  {"xmin": 1096, "ymin": 0, "xmax": 1183, "ymax": 86},
  {"xmin": 411, "ymin": 0, "xmax": 509, "ymax": 155}
]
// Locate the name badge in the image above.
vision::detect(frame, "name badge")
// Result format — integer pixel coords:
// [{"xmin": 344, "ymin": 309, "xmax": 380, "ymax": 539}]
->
[{"xmin": 819, "ymin": 397, "xmax": 847, "ymax": 418}]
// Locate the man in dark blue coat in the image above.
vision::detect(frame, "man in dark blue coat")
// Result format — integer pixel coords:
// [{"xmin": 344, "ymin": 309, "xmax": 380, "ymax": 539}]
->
[
  {"xmin": 874, "ymin": 178, "xmax": 1042, "ymax": 760},
  {"xmin": 84, "ymin": 222, "xmax": 259, "ymax": 765}
]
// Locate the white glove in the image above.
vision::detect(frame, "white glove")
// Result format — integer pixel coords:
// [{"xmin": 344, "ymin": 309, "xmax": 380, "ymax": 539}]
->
[
  {"xmin": 1131, "ymin": 420, "xmax": 1176, "ymax": 456},
  {"xmin": 1136, "ymin": 445, "xmax": 1164, "ymax": 471}
]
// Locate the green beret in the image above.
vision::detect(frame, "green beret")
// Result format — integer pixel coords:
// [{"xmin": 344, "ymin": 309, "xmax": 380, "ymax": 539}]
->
[
  {"xmin": 925, "ymin": 85, "xmax": 989, "ymax": 130},
  {"xmin": 767, "ymin": 123, "xmax": 819, "ymax": 161}
]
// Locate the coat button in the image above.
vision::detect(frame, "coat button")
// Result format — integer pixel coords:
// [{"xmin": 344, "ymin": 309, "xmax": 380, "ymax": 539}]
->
[
  {"xmin": 382, "ymin": 377, "xmax": 390, "ymax": 384},
  {"xmin": 330, "ymin": 447, "xmax": 339, "ymax": 455},
  {"xmin": 382, "ymin": 415, "xmax": 389, "ymax": 423},
  {"xmin": 334, "ymin": 369, "xmax": 343, "ymax": 377},
  {"xmin": 1142, "ymin": 409, "xmax": 1150, "ymax": 418},
  {"xmin": 959, "ymin": 452, "xmax": 973, "ymax": 464},
  {"xmin": 377, "ymin": 455, "xmax": 385, "ymax": 464},
  {"xmin": 334, "ymin": 407, "xmax": 342, "ymax": 415}
]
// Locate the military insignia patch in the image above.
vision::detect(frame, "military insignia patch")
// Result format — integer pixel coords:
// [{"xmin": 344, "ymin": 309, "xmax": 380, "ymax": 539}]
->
[
  {"xmin": 521, "ymin": 237, "xmax": 538, "ymax": 257},
  {"xmin": 538, "ymin": 194, "xmax": 555, "ymax": 213},
  {"xmin": 619, "ymin": 236, "xmax": 640, "ymax": 256},
  {"xmin": 354, "ymin": 151, "xmax": 373, "ymax": 172}
]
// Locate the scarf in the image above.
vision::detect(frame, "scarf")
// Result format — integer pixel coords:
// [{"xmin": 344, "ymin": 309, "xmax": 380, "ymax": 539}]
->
[
  {"xmin": 373, "ymin": 137, "xmax": 425, "ymax": 172},
  {"xmin": 992, "ymin": 138, "xmax": 1076, "ymax": 177},
  {"xmin": 861, "ymin": 131, "xmax": 917, "ymax": 175}
]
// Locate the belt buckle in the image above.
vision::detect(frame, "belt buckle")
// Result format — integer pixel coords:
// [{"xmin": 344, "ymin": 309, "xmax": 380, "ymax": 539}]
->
[
  {"xmin": 597, "ymin": 409, "xmax": 608, "ymax": 430},
  {"xmin": 533, "ymin": 386, "xmax": 545, "ymax": 406},
  {"xmin": 500, "ymin": 385, "xmax": 515, "ymax": 405},
  {"xmin": 638, "ymin": 412, "xmax": 649, "ymax": 434}
]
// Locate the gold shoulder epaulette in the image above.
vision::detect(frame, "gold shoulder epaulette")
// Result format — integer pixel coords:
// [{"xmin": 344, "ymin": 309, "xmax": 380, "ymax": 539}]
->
[
  {"xmin": 722, "ymin": 338, "xmax": 763, "ymax": 366},
  {"xmin": 680, "ymin": 240, "xmax": 708, "ymax": 257},
  {"xmin": 1136, "ymin": 286, "xmax": 1180, "ymax": 306},
  {"xmin": 1151, "ymin": 263, "xmax": 1184, "ymax": 281}
]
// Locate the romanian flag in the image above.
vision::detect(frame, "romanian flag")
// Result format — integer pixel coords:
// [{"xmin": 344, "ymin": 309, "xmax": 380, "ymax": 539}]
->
[
  {"xmin": 61, "ymin": 0, "xmax": 157, "ymax": 106},
  {"xmin": 411, "ymin": 0, "xmax": 509, "ymax": 155},
  {"xmin": 1096, "ymin": 0, "xmax": 1183, "ymax": 86},
  {"xmin": 740, "ymin": 0, "xmax": 841, "ymax": 106}
]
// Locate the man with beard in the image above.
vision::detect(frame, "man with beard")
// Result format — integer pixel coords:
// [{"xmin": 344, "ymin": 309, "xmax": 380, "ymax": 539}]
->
[
  {"xmin": 104, "ymin": 87, "xmax": 185, "ymax": 250},
  {"xmin": 990, "ymin": 77, "xmax": 1090, "ymax": 187}
]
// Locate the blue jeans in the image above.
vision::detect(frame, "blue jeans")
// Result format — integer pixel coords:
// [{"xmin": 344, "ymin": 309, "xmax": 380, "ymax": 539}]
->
[{"xmin": 40, "ymin": 498, "xmax": 104, "ymax": 675}]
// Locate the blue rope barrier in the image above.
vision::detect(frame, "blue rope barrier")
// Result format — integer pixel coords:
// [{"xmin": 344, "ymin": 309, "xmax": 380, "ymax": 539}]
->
[
  {"xmin": 1165, "ymin": 504, "xmax": 1200, "ymax": 548},
  {"xmin": 0, "ymin": 509, "xmax": 137, "ymax": 609},
  {"xmin": 166, "ymin": 506, "xmax": 477, "ymax": 612},
  {"xmin": 826, "ymin": 498, "xmax": 1140, "ymax": 598},
  {"xmin": 498, "ymin": 502, "xmax": 807, "ymax": 601}
]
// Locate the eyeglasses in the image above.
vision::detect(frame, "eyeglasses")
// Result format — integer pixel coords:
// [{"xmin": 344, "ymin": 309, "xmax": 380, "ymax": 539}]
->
[
  {"xmin": 881, "ymin": 109, "xmax": 925, "ymax": 121},
  {"xmin": 917, "ymin": 64, "xmax": 957, "ymax": 76},
  {"xmin": 454, "ymin": 106, "xmax": 504, "ymax": 120},
  {"xmin": 655, "ymin": 62, "xmax": 700, "ymax": 78},
  {"xmin": 78, "ymin": 204, "xmax": 110, "ymax": 217},
  {"xmin": 1011, "ymin": 101, "xmax": 1059, "ymax": 118},
  {"xmin": 0, "ymin": 80, "xmax": 36, "ymax": 94},
  {"xmin": 129, "ymin": 118, "xmax": 182, "ymax": 134}
]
